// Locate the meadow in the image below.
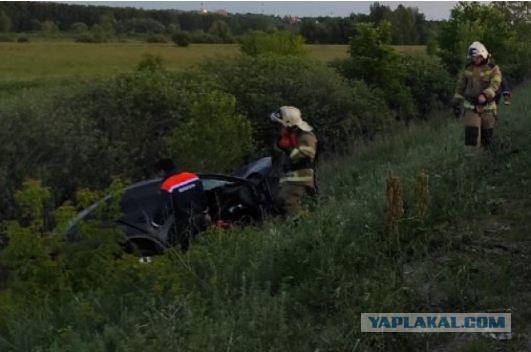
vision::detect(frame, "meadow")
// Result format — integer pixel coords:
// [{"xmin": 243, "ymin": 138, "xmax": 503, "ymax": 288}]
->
[{"xmin": 0, "ymin": 41, "xmax": 425, "ymax": 80}]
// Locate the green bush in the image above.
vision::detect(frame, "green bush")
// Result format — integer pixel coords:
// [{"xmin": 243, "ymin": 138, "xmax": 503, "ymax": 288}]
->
[
  {"xmin": 334, "ymin": 21, "xmax": 452, "ymax": 122},
  {"xmin": 239, "ymin": 30, "xmax": 307, "ymax": 57},
  {"xmin": 165, "ymin": 91, "xmax": 254, "ymax": 172},
  {"xmin": 145, "ymin": 33, "xmax": 168, "ymax": 43},
  {"xmin": 171, "ymin": 31, "xmax": 190, "ymax": 47},
  {"xmin": 333, "ymin": 21, "xmax": 418, "ymax": 123},
  {"xmin": 70, "ymin": 21, "xmax": 88, "ymax": 33},
  {"xmin": 437, "ymin": 2, "xmax": 530, "ymax": 80},
  {"xmin": 0, "ymin": 70, "xmax": 258, "ymax": 217},
  {"xmin": 188, "ymin": 30, "xmax": 222, "ymax": 44},
  {"xmin": 75, "ymin": 32, "xmax": 107, "ymax": 43},
  {"xmin": 200, "ymin": 55, "xmax": 393, "ymax": 152},
  {"xmin": 136, "ymin": 54, "xmax": 165, "ymax": 72},
  {"xmin": 16, "ymin": 36, "xmax": 29, "ymax": 43},
  {"xmin": 398, "ymin": 54, "xmax": 453, "ymax": 117}
]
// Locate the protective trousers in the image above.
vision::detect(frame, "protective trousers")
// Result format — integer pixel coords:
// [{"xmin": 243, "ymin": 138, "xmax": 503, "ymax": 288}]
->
[
  {"xmin": 463, "ymin": 109, "xmax": 496, "ymax": 151},
  {"xmin": 276, "ymin": 182, "xmax": 311, "ymax": 218}
]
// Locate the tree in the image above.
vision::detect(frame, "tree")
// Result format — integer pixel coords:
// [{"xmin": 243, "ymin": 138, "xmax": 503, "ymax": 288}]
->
[
  {"xmin": 98, "ymin": 12, "xmax": 116, "ymax": 35},
  {"xmin": 70, "ymin": 22, "xmax": 88, "ymax": 33},
  {"xmin": 369, "ymin": 2, "xmax": 392, "ymax": 23},
  {"xmin": 208, "ymin": 20, "xmax": 233, "ymax": 43},
  {"xmin": 0, "ymin": 11, "xmax": 12, "ymax": 32},
  {"xmin": 240, "ymin": 31, "xmax": 307, "ymax": 57},
  {"xmin": 40, "ymin": 20, "xmax": 59, "ymax": 34},
  {"xmin": 437, "ymin": 2, "xmax": 518, "ymax": 75},
  {"xmin": 339, "ymin": 21, "xmax": 418, "ymax": 122},
  {"xmin": 391, "ymin": 5, "xmax": 418, "ymax": 44},
  {"xmin": 166, "ymin": 23, "xmax": 181, "ymax": 34}
]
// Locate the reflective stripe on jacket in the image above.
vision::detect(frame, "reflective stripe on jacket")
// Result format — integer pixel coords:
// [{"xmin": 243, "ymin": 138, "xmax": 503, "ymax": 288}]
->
[
  {"xmin": 277, "ymin": 130, "xmax": 317, "ymax": 187},
  {"xmin": 454, "ymin": 61, "xmax": 502, "ymax": 112}
]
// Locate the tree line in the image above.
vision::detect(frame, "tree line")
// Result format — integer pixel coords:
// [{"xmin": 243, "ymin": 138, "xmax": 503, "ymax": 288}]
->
[{"xmin": 0, "ymin": 1, "xmax": 438, "ymax": 45}]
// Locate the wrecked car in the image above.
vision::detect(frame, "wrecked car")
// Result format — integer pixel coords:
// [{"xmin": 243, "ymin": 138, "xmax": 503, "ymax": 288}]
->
[{"xmin": 66, "ymin": 157, "xmax": 279, "ymax": 255}]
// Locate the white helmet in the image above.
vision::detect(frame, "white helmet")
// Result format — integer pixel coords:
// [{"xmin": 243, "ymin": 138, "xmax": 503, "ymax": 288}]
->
[
  {"xmin": 270, "ymin": 106, "xmax": 313, "ymax": 132},
  {"xmin": 467, "ymin": 41, "xmax": 489, "ymax": 60}
]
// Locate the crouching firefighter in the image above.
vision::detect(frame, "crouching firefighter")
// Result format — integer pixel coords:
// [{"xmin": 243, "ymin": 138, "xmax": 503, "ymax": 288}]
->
[
  {"xmin": 452, "ymin": 41, "xmax": 502, "ymax": 152},
  {"xmin": 270, "ymin": 106, "xmax": 318, "ymax": 218},
  {"xmin": 152, "ymin": 158, "xmax": 210, "ymax": 251}
]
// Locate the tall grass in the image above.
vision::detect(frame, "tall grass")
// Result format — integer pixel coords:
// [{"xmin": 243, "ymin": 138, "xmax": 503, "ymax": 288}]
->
[{"xmin": 0, "ymin": 84, "xmax": 528, "ymax": 351}]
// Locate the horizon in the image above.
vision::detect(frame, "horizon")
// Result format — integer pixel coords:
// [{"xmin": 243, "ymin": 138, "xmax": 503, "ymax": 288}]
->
[{"xmin": 64, "ymin": 1, "xmax": 457, "ymax": 20}]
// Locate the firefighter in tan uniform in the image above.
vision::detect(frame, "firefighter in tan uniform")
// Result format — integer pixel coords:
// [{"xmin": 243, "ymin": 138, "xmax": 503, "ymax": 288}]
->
[
  {"xmin": 452, "ymin": 41, "xmax": 502, "ymax": 151},
  {"xmin": 270, "ymin": 106, "xmax": 317, "ymax": 218}
]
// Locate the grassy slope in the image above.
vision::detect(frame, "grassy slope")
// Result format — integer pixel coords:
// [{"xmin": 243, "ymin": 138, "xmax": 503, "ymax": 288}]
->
[{"xmin": 0, "ymin": 82, "xmax": 528, "ymax": 351}]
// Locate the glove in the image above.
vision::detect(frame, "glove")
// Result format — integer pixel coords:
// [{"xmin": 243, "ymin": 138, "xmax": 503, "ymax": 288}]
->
[
  {"xmin": 276, "ymin": 130, "xmax": 296, "ymax": 151},
  {"xmin": 277, "ymin": 135, "xmax": 293, "ymax": 150}
]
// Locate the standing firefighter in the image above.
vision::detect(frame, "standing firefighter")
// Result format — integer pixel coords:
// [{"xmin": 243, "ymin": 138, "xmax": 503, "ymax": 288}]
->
[
  {"xmin": 152, "ymin": 158, "xmax": 210, "ymax": 251},
  {"xmin": 270, "ymin": 106, "xmax": 318, "ymax": 218},
  {"xmin": 452, "ymin": 41, "xmax": 502, "ymax": 151}
]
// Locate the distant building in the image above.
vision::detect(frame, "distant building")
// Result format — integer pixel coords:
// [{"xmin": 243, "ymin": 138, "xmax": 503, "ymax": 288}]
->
[
  {"xmin": 283, "ymin": 15, "xmax": 301, "ymax": 25},
  {"xmin": 197, "ymin": 8, "xmax": 228, "ymax": 16},
  {"xmin": 214, "ymin": 9, "xmax": 229, "ymax": 16}
]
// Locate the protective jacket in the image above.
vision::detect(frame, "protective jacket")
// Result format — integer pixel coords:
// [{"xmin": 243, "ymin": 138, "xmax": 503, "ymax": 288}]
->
[
  {"xmin": 454, "ymin": 61, "xmax": 502, "ymax": 112},
  {"xmin": 274, "ymin": 128, "xmax": 318, "ymax": 188}
]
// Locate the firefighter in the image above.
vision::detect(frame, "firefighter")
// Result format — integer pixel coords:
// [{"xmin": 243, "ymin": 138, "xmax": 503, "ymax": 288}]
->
[
  {"xmin": 151, "ymin": 158, "xmax": 210, "ymax": 251},
  {"xmin": 452, "ymin": 41, "xmax": 502, "ymax": 151},
  {"xmin": 270, "ymin": 106, "xmax": 318, "ymax": 218}
]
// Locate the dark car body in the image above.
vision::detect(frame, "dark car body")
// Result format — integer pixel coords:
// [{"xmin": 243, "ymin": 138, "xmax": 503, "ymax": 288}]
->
[{"xmin": 66, "ymin": 157, "xmax": 278, "ymax": 255}]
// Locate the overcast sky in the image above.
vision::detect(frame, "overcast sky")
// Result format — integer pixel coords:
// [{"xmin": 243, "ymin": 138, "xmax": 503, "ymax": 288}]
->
[{"xmin": 68, "ymin": 1, "xmax": 457, "ymax": 20}]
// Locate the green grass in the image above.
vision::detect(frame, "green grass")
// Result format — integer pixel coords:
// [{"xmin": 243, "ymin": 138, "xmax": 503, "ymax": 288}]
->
[
  {"xmin": 0, "ymin": 42, "xmax": 240, "ymax": 80},
  {"xmin": 1, "ymin": 79, "xmax": 529, "ymax": 351},
  {"xmin": 0, "ymin": 41, "xmax": 425, "ymax": 81}
]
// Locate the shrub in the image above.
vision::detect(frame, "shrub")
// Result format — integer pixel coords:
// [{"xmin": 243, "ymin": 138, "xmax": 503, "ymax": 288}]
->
[
  {"xmin": 136, "ymin": 54, "xmax": 165, "ymax": 72},
  {"xmin": 239, "ymin": 30, "xmax": 307, "ymax": 57},
  {"xmin": 188, "ymin": 30, "xmax": 221, "ymax": 44},
  {"xmin": 165, "ymin": 91, "xmax": 254, "ymax": 172},
  {"xmin": 398, "ymin": 54, "xmax": 453, "ymax": 117},
  {"xmin": 75, "ymin": 33, "xmax": 107, "ymax": 43},
  {"xmin": 200, "ymin": 56, "xmax": 393, "ymax": 152},
  {"xmin": 16, "ymin": 36, "xmax": 29, "ymax": 43},
  {"xmin": 70, "ymin": 21, "xmax": 88, "ymax": 33},
  {"xmin": 333, "ymin": 21, "xmax": 419, "ymax": 123},
  {"xmin": 334, "ymin": 21, "xmax": 452, "ymax": 123},
  {"xmin": 145, "ymin": 33, "xmax": 168, "ymax": 43},
  {"xmin": 171, "ymin": 31, "xmax": 190, "ymax": 47}
]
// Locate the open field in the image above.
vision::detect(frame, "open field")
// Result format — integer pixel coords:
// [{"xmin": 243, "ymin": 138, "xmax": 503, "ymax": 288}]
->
[{"xmin": 0, "ymin": 41, "xmax": 425, "ymax": 81}]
